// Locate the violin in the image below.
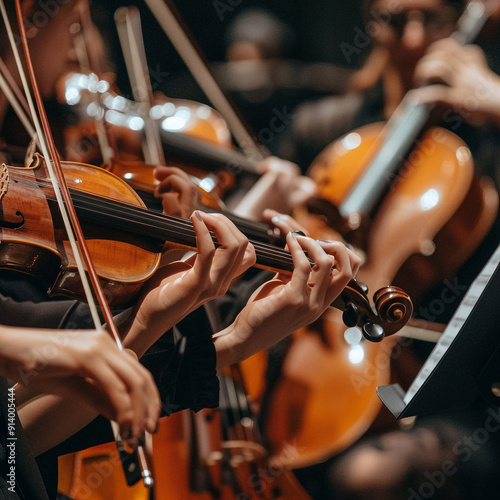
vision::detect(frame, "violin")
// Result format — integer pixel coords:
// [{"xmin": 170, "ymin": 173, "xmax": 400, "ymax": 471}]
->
[
  {"xmin": 0, "ymin": 153, "xmax": 412, "ymax": 337},
  {"xmin": 59, "ymin": 71, "xmax": 257, "ymax": 196},
  {"xmin": 260, "ymin": 0, "xmax": 500, "ymax": 469},
  {"xmin": 0, "ymin": 152, "xmax": 408, "ymax": 500}
]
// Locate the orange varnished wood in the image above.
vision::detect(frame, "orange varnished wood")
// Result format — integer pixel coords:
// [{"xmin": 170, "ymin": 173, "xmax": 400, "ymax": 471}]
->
[
  {"xmin": 0, "ymin": 155, "xmax": 160, "ymax": 307},
  {"xmin": 262, "ymin": 124, "xmax": 499, "ymax": 468}
]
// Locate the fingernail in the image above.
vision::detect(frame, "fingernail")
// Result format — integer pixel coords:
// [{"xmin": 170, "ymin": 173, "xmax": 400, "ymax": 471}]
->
[
  {"xmin": 123, "ymin": 434, "xmax": 138, "ymax": 452},
  {"xmin": 293, "ymin": 230, "xmax": 306, "ymax": 236},
  {"xmin": 194, "ymin": 210, "xmax": 203, "ymax": 221}
]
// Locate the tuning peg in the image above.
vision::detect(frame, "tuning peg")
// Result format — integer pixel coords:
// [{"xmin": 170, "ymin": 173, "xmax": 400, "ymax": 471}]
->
[
  {"xmin": 342, "ymin": 303, "xmax": 360, "ymax": 327},
  {"xmin": 362, "ymin": 322, "xmax": 385, "ymax": 342}
]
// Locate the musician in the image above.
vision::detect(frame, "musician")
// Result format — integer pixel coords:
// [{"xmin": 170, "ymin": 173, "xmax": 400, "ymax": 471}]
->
[
  {"xmin": 0, "ymin": 2, "xmax": 361, "ymax": 498},
  {"xmin": 279, "ymin": 0, "xmax": 500, "ymax": 498}
]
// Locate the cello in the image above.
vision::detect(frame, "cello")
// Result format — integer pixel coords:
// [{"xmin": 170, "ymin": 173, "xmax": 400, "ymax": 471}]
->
[
  {"xmin": 261, "ymin": 0, "xmax": 500, "ymax": 468},
  {"xmin": 0, "ymin": 154, "xmax": 411, "ymax": 498}
]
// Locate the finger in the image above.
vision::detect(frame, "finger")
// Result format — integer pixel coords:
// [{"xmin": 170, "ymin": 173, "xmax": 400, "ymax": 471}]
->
[
  {"xmin": 153, "ymin": 166, "xmax": 192, "ymax": 182},
  {"xmin": 198, "ymin": 212, "xmax": 255, "ymax": 283},
  {"xmin": 317, "ymin": 240, "xmax": 355, "ymax": 298},
  {"xmin": 286, "ymin": 232, "xmax": 315, "ymax": 290},
  {"xmin": 256, "ymin": 156, "xmax": 301, "ymax": 176},
  {"xmin": 189, "ymin": 210, "xmax": 217, "ymax": 285},
  {"xmin": 414, "ymin": 56, "xmax": 456, "ymax": 87},
  {"xmin": 410, "ymin": 85, "xmax": 457, "ymax": 107},
  {"xmin": 80, "ymin": 358, "xmax": 137, "ymax": 439},
  {"xmin": 123, "ymin": 349, "xmax": 160, "ymax": 432},
  {"xmin": 294, "ymin": 235, "xmax": 335, "ymax": 303},
  {"xmin": 155, "ymin": 175, "xmax": 200, "ymax": 217},
  {"xmin": 160, "ymin": 193, "xmax": 183, "ymax": 217},
  {"xmin": 105, "ymin": 352, "xmax": 160, "ymax": 439},
  {"xmin": 84, "ymin": 340, "xmax": 159, "ymax": 439},
  {"xmin": 289, "ymin": 176, "xmax": 317, "ymax": 205}
]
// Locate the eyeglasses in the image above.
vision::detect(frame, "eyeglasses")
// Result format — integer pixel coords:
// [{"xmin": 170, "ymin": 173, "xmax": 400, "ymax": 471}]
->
[{"xmin": 370, "ymin": 6, "xmax": 460, "ymax": 37}]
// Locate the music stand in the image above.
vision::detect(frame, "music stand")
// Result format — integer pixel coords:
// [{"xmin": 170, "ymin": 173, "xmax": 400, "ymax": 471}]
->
[{"xmin": 377, "ymin": 243, "xmax": 500, "ymax": 419}]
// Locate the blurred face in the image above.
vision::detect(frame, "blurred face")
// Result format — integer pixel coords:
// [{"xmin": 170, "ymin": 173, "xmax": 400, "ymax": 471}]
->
[{"xmin": 368, "ymin": 0, "xmax": 461, "ymax": 74}]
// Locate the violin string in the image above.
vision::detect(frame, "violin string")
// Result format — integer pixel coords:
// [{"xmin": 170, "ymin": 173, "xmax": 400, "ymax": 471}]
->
[
  {"xmin": 222, "ymin": 367, "xmax": 246, "ymax": 443},
  {"xmin": 34, "ymin": 172, "xmax": 297, "ymax": 268},
  {"xmin": 235, "ymin": 365, "xmax": 263, "ymax": 443},
  {"xmin": 12, "ymin": 168, "xmax": 301, "ymax": 272},
  {"xmin": 73, "ymin": 191, "xmax": 298, "ymax": 271},
  {"xmin": 218, "ymin": 373, "xmax": 233, "ymax": 442},
  {"xmin": 228, "ymin": 365, "xmax": 260, "ymax": 444}
]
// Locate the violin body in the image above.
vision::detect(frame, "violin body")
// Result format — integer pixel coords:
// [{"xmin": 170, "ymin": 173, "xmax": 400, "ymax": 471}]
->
[
  {"xmin": 60, "ymin": 72, "xmax": 237, "ymax": 200},
  {"xmin": 262, "ymin": 123, "xmax": 499, "ymax": 468},
  {"xmin": 0, "ymin": 154, "xmax": 161, "ymax": 307}
]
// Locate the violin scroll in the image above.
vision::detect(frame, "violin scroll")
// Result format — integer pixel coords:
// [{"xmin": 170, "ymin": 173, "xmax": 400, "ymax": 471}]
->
[
  {"xmin": 336, "ymin": 281, "xmax": 413, "ymax": 342},
  {"xmin": 373, "ymin": 286, "xmax": 413, "ymax": 332}
]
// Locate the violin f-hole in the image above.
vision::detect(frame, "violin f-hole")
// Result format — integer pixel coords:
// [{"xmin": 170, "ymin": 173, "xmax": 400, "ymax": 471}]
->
[{"xmin": 0, "ymin": 210, "xmax": 25, "ymax": 229}]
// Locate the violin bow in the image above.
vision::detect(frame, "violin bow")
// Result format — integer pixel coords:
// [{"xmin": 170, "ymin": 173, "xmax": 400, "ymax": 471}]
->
[
  {"xmin": 0, "ymin": 58, "xmax": 39, "ymax": 150},
  {"xmin": 143, "ymin": 0, "xmax": 270, "ymax": 161},
  {"xmin": 73, "ymin": 0, "xmax": 117, "ymax": 164},
  {"xmin": 114, "ymin": 5, "xmax": 166, "ymax": 165},
  {"xmin": 1, "ymin": 0, "xmax": 154, "ymax": 490}
]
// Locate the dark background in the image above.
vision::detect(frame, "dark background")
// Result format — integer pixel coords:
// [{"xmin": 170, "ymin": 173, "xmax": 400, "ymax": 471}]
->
[
  {"xmin": 91, "ymin": 0, "xmax": 365, "ymax": 97},
  {"xmin": 93, "ymin": 0, "xmax": 364, "ymax": 85},
  {"xmin": 89, "ymin": 0, "xmax": 367, "ymax": 159}
]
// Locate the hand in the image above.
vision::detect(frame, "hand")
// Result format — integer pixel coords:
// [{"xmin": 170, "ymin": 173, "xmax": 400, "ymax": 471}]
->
[
  {"xmin": 124, "ymin": 210, "xmax": 256, "ymax": 356},
  {"xmin": 411, "ymin": 39, "xmax": 500, "ymax": 126},
  {"xmin": 256, "ymin": 156, "xmax": 317, "ymax": 209},
  {"xmin": 233, "ymin": 156, "xmax": 316, "ymax": 219},
  {"xmin": 0, "ymin": 326, "xmax": 160, "ymax": 446},
  {"xmin": 262, "ymin": 208, "xmax": 308, "ymax": 235},
  {"xmin": 154, "ymin": 165, "xmax": 201, "ymax": 218},
  {"xmin": 214, "ymin": 234, "xmax": 360, "ymax": 366}
]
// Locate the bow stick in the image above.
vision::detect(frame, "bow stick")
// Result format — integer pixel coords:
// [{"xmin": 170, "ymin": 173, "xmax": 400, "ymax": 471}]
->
[
  {"xmin": 1, "ymin": 0, "xmax": 154, "ymax": 489},
  {"xmin": 74, "ymin": 0, "xmax": 116, "ymax": 163},
  {"xmin": 143, "ymin": 0, "xmax": 270, "ymax": 161},
  {"xmin": 114, "ymin": 5, "xmax": 166, "ymax": 165}
]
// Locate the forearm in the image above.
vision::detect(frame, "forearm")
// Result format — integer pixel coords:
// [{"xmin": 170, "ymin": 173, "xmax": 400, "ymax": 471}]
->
[
  {"xmin": 17, "ymin": 393, "xmax": 98, "ymax": 457},
  {"xmin": 213, "ymin": 306, "xmax": 291, "ymax": 369},
  {"xmin": 0, "ymin": 326, "xmax": 51, "ymax": 381}
]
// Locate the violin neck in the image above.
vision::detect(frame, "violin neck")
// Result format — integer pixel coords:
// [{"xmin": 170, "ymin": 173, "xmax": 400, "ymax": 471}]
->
[
  {"xmin": 160, "ymin": 129, "xmax": 260, "ymax": 177},
  {"xmin": 69, "ymin": 188, "xmax": 295, "ymax": 275}
]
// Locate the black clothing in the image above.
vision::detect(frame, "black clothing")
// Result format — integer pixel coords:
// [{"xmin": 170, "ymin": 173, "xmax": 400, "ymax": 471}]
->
[
  {"xmin": 0, "ymin": 286, "xmax": 219, "ymax": 499},
  {"xmin": 0, "ymin": 378, "xmax": 49, "ymax": 500}
]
